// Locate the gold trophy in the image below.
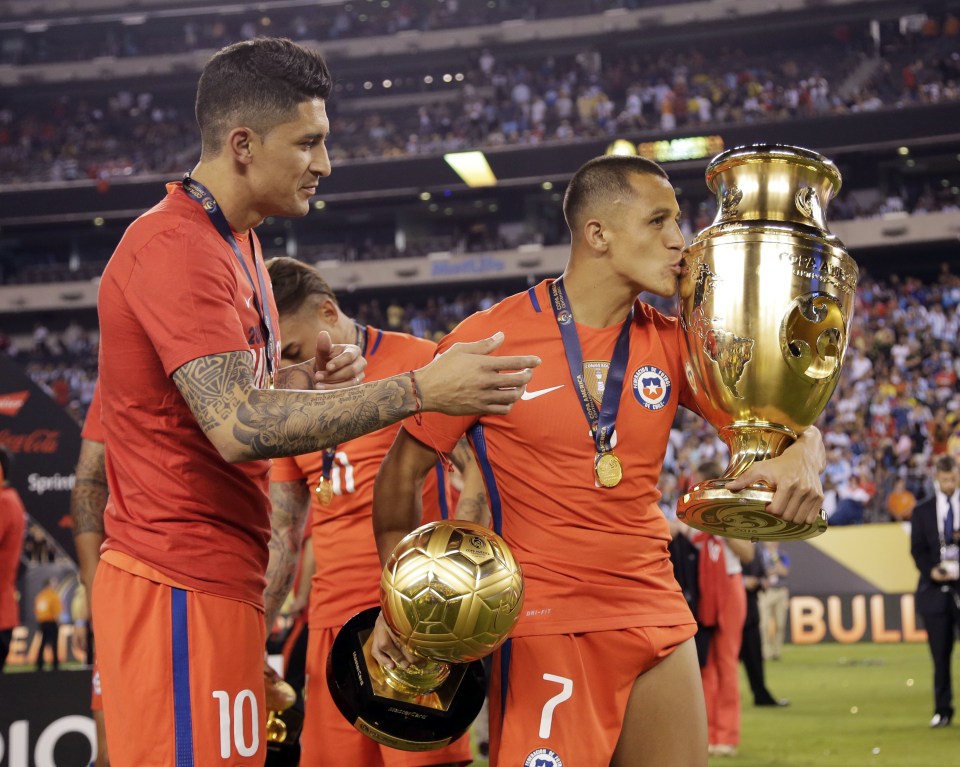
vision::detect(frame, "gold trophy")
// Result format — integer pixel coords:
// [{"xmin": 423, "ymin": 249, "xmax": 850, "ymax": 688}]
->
[
  {"xmin": 677, "ymin": 144, "xmax": 858, "ymax": 541},
  {"xmin": 327, "ymin": 520, "xmax": 524, "ymax": 750}
]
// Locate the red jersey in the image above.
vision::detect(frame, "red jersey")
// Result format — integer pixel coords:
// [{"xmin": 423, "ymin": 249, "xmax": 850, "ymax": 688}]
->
[
  {"xmin": 404, "ymin": 279, "xmax": 697, "ymax": 637},
  {"xmin": 0, "ymin": 486, "xmax": 26, "ymax": 630},
  {"xmin": 82, "ymin": 381, "xmax": 104, "ymax": 444},
  {"xmin": 271, "ymin": 328, "xmax": 450, "ymax": 629},
  {"xmin": 97, "ymin": 182, "xmax": 280, "ymax": 607}
]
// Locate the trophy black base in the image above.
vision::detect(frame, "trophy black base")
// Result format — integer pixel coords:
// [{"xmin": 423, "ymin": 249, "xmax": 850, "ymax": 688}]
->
[
  {"xmin": 677, "ymin": 481, "xmax": 828, "ymax": 541},
  {"xmin": 326, "ymin": 607, "xmax": 486, "ymax": 752}
]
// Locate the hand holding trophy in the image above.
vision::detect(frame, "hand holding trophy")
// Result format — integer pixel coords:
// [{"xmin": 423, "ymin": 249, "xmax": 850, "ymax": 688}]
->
[
  {"xmin": 677, "ymin": 144, "xmax": 858, "ymax": 541},
  {"xmin": 327, "ymin": 520, "xmax": 524, "ymax": 751}
]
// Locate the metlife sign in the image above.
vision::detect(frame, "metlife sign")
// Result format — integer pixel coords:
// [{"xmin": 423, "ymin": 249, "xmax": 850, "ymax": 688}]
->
[{"xmin": 0, "ymin": 671, "xmax": 96, "ymax": 767}]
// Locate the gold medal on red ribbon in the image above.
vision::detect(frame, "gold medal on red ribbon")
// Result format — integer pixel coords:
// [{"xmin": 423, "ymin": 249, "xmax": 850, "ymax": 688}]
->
[
  {"xmin": 316, "ymin": 478, "xmax": 334, "ymax": 505},
  {"xmin": 595, "ymin": 452, "xmax": 623, "ymax": 488}
]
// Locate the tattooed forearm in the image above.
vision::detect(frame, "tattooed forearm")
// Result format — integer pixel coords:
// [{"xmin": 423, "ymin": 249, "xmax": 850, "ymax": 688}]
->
[
  {"xmin": 234, "ymin": 380, "xmax": 413, "ymax": 459},
  {"xmin": 72, "ymin": 481, "xmax": 109, "ymax": 534},
  {"xmin": 448, "ymin": 437, "xmax": 474, "ymax": 472},
  {"xmin": 174, "ymin": 350, "xmax": 417, "ymax": 462},
  {"xmin": 173, "ymin": 353, "xmax": 251, "ymax": 432},
  {"xmin": 70, "ymin": 440, "xmax": 108, "ymax": 535},
  {"xmin": 264, "ymin": 480, "xmax": 312, "ymax": 632},
  {"xmin": 456, "ymin": 492, "xmax": 492, "ymax": 526}
]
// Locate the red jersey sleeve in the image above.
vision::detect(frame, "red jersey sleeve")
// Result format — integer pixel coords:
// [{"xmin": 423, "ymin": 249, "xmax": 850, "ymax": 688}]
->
[{"xmin": 121, "ymin": 226, "xmax": 253, "ymax": 377}]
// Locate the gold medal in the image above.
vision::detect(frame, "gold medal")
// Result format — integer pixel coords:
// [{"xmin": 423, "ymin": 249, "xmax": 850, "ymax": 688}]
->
[
  {"xmin": 315, "ymin": 478, "xmax": 334, "ymax": 505},
  {"xmin": 595, "ymin": 452, "xmax": 623, "ymax": 488}
]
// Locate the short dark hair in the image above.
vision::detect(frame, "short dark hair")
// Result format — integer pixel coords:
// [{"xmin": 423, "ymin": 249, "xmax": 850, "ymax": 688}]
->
[
  {"xmin": 563, "ymin": 155, "xmax": 669, "ymax": 234},
  {"xmin": 196, "ymin": 37, "xmax": 333, "ymax": 156},
  {"xmin": 935, "ymin": 454, "xmax": 957, "ymax": 474},
  {"xmin": 266, "ymin": 257, "xmax": 337, "ymax": 317}
]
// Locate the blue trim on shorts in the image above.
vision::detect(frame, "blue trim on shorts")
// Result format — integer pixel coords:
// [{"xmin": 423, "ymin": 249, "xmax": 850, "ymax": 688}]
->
[
  {"xmin": 527, "ymin": 286, "xmax": 542, "ymax": 313},
  {"xmin": 435, "ymin": 462, "xmax": 450, "ymax": 519},
  {"xmin": 468, "ymin": 423, "xmax": 502, "ymax": 533},
  {"xmin": 171, "ymin": 588, "xmax": 195, "ymax": 767}
]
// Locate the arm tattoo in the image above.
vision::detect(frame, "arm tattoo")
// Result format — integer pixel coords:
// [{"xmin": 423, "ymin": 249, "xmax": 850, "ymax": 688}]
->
[
  {"xmin": 70, "ymin": 441, "xmax": 108, "ymax": 535},
  {"xmin": 264, "ymin": 480, "xmax": 312, "ymax": 632},
  {"xmin": 173, "ymin": 352, "xmax": 251, "ymax": 432},
  {"xmin": 448, "ymin": 437, "xmax": 474, "ymax": 472},
  {"xmin": 174, "ymin": 350, "xmax": 416, "ymax": 460},
  {"xmin": 456, "ymin": 492, "xmax": 492, "ymax": 526},
  {"xmin": 234, "ymin": 381, "xmax": 413, "ymax": 459}
]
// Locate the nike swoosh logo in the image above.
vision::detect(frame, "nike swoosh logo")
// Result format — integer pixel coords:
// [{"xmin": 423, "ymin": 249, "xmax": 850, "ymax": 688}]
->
[
  {"xmin": 521, "ymin": 384, "xmax": 565, "ymax": 401},
  {"xmin": 245, "ymin": 295, "xmax": 253, "ymax": 308}
]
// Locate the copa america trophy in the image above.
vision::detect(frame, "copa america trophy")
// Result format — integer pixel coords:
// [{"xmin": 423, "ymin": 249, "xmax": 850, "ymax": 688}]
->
[
  {"xmin": 327, "ymin": 520, "xmax": 524, "ymax": 751},
  {"xmin": 677, "ymin": 144, "xmax": 858, "ymax": 541}
]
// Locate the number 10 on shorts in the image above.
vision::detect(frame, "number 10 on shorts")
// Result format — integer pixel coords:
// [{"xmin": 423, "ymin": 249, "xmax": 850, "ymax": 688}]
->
[{"xmin": 212, "ymin": 689, "xmax": 260, "ymax": 758}]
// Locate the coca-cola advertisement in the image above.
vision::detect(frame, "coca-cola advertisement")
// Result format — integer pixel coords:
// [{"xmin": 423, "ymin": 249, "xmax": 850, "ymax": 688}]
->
[{"xmin": 0, "ymin": 355, "xmax": 81, "ymax": 564}]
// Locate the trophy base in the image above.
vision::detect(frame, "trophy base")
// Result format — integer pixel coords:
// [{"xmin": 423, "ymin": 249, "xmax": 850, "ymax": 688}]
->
[
  {"xmin": 326, "ymin": 607, "xmax": 486, "ymax": 752},
  {"xmin": 677, "ymin": 481, "xmax": 827, "ymax": 541}
]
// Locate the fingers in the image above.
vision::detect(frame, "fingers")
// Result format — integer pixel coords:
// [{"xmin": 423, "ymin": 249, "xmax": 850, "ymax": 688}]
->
[
  {"xmin": 728, "ymin": 464, "xmax": 823, "ymax": 525},
  {"xmin": 489, "ymin": 354, "xmax": 542, "ymax": 372},
  {"xmin": 315, "ymin": 344, "xmax": 367, "ymax": 387},
  {"xmin": 449, "ymin": 331, "xmax": 506, "ymax": 355},
  {"xmin": 370, "ymin": 613, "xmax": 419, "ymax": 670}
]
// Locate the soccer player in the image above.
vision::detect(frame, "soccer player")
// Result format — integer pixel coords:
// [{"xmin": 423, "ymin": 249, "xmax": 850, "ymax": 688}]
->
[
  {"xmin": 370, "ymin": 155, "xmax": 826, "ymax": 767},
  {"xmin": 70, "ymin": 383, "xmax": 110, "ymax": 766},
  {"xmin": 0, "ymin": 447, "xmax": 26, "ymax": 672},
  {"xmin": 93, "ymin": 38, "xmax": 538, "ymax": 767},
  {"xmin": 263, "ymin": 256, "xmax": 474, "ymax": 766}
]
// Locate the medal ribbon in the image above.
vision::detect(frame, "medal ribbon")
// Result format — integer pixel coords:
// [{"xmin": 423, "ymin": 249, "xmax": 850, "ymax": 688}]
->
[
  {"xmin": 181, "ymin": 175, "xmax": 278, "ymax": 382},
  {"xmin": 548, "ymin": 278, "xmax": 633, "ymax": 459}
]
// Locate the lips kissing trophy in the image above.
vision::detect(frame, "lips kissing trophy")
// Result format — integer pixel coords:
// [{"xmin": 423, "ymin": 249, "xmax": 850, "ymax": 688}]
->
[
  {"xmin": 327, "ymin": 520, "xmax": 524, "ymax": 751},
  {"xmin": 677, "ymin": 144, "xmax": 858, "ymax": 541}
]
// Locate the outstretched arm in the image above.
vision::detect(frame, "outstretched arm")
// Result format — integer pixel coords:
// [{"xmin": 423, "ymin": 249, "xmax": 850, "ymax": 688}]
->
[
  {"xmin": 172, "ymin": 333, "xmax": 539, "ymax": 464},
  {"xmin": 263, "ymin": 479, "xmax": 312, "ymax": 635}
]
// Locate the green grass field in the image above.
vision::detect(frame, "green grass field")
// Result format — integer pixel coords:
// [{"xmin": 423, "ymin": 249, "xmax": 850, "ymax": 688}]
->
[{"xmin": 471, "ymin": 641, "xmax": 959, "ymax": 767}]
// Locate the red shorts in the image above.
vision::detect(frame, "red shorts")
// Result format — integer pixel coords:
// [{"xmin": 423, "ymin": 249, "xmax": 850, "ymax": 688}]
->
[
  {"xmin": 301, "ymin": 625, "xmax": 474, "ymax": 767},
  {"xmin": 489, "ymin": 623, "xmax": 696, "ymax": 767},
  {"xmin": 90, "ymin": 657, "xmax": 103, "ymax": 712},
  {"xmin": 93, "ymin": 553, "xmax": 266, "ymax": 767}
]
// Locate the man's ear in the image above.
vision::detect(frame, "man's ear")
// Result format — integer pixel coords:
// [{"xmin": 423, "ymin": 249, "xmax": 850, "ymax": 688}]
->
[
  {"xmin": 317, "ymin": 296, "xmax": 340, "ymax": 326},
  {"xmin": 583, "ymin": 218, "xmax": 608, "ymax": 251},
  {"xmin": 227, "ymin": 127, "xmax": 256, "ymax": 166}
]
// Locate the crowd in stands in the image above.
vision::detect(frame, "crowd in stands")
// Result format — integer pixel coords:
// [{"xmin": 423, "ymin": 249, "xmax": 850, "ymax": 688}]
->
[
  {"xmin": 5, "ymin": 263, "xmax": 959, "ymax": 528},
  {"xmin": 2, "ymin": 13, "xmax": 959, "ymax": 184},
  {"xmin": 0, "ymin": 0, "xmax": 672, "ymax": 67}
]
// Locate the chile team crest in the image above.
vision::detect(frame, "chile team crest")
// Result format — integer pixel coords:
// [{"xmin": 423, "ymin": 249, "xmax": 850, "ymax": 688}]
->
[
  {"xmin": 524, "ymin": 748, "xmax": 564, "ymax": 767},
  {"xmin": 632, "ymin": 365, "xmax": 672, "ymax": 410}
]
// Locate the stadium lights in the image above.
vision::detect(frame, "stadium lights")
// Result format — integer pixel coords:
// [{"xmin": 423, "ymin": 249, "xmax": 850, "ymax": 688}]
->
[{"xmin": 444, "ymin": 151, "xmax": 497, "ymax": 187}]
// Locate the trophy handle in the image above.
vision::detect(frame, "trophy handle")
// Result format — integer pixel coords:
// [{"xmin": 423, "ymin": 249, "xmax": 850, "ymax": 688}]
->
[{"xmin": 676, "ymin": 421, "xmax": 827, "ymax": 541}]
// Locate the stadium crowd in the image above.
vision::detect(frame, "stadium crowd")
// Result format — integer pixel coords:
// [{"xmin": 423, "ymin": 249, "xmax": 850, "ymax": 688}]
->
[
  {"xmin": 5, "ymin": 263, "xmax": 958, "ymax": 527},
  {"xmin": 2, "ymin": 14, "xmax": 958, "ymax": 184}
]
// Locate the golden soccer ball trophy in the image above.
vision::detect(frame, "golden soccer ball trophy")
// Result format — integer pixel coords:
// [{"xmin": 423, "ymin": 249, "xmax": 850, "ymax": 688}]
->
[
  {"xmin": 327, "ymin": 520, "xmax": 524, "ymax": 751},
  {"xmin": 677, "ymin": 144, "xmax": 858, "ymax": 541}
]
